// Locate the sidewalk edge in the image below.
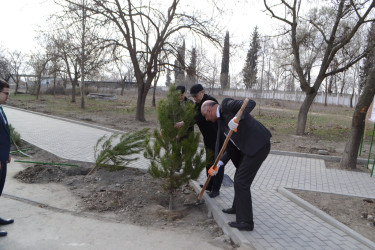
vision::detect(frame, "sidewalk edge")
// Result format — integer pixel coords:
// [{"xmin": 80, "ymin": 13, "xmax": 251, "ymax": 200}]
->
[
  {"xmin": 278, "ymin": 187, "xmax": 375, "ymax": 249},
  {"xmin": 190, "ymin": 180, "xmax": 256, "ymax": 249}
]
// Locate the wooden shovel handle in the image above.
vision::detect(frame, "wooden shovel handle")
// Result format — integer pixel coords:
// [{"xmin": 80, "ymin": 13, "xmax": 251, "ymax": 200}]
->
[{"xmin": 197, "ymin": 98, "xmax": 249, "ymax": 200}]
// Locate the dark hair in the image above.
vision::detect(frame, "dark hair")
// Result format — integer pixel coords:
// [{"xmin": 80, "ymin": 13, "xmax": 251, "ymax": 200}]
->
[
  {"xmin": 189, "ymin": 84, "xmax": 204, "ymax": 96},
  {"xmin": 0, "ymin": 79, "xmax": 9, "ymax": 92},
  {"xmin": 176, "ymin": 85, "xmax": 186, "ymax": 94}
]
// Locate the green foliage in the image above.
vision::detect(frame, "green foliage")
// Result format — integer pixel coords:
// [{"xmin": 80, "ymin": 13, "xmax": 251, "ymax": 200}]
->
[
  {"xmin": 220, "ymin": 31, "xmax": 230, "ymax": 89},
  {"xmin": 243, "ymin": 26, "xmax": 260, "ymax": 89},
  {"xmin": 144, "ymin": 85, "xmax": 206, "ymax": 201},
  {"xmin": 94, "ymin": 128, "xmax": 149, "ymax": 171},
  {"xmin": 9, "ymin": 124, "xmax": 22, "ymax": 147}
]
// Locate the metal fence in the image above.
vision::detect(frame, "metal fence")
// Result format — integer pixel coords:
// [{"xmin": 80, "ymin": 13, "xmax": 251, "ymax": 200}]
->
[{"xmin": 207, "ymin": 89, "xmax": 358, "ymax": 107}]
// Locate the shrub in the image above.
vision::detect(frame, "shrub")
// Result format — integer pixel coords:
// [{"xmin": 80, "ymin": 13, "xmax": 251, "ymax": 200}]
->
[{"xmin": 9, "ymin": 124, "xmax": 22, "ymax": 147}]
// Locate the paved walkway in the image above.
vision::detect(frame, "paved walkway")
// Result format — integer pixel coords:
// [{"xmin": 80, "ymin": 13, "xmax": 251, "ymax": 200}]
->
[{"xmin": 3, "ymin": 106, "xmax": 375, "ymax": 249}]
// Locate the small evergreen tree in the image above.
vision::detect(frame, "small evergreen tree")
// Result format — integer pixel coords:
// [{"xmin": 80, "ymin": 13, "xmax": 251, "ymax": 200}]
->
[
  {"xmin": 91, "ymin": 129, "xmax": 149, "ymax": 174},
  {"xmin": 144, "ymin": 85, "xmax": 206, "ymax": 210},
  {"xmin": 220, "ymin": 31, "xmax": 230, "ymax": 89},
  {"xmin": 9, "ymin": 124, "xmax": 22, "ymax": 147},
  {"xmin": 174, "ymin": 40, "xmax": 186, "ymax": 85},
  {"xmin": 243, "ymin": 26, "xmax": 261, "ymax": 89}
]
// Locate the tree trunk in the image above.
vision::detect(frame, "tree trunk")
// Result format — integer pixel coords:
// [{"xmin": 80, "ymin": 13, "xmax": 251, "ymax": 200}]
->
[
  {"xmin": 81, "ymin": 80, "xmax": 85, "ymax": 109},
  {"xmin": 14, "ymin": 76, "xmax": 19, "ymax": 96},
  {"xmin": 340, "ymin": 115, "xmax": 365, "ymax": 169},
  {"xmin": 36, "ymin": 75, "xmax": 42, "ymax": 100},
  {"xmin": 136, "ymin": 83, "xmax": 147, "ymax": 121},
  {"xmin": 72, "ymin": 79, "xmax": 77, "ymax": 103},
  {"xmin": 340, "ymin": 67, "xmax": 375, "ymax": 169},
  {"xmin": 350, "ymin": 88, "xmax": 354, "ymax": 108},
  {"xmin": 53, "ymin": 72, "xmax": 57, "ymax": 97},
  {"xmin": 168, "ymin": 193, "xmax": 174, "ymax": 210},
  {"xmin": 324, "ymin": 78, "xmax": 328, "ymax": 106},
  {"xmin": 296, "ymin": 92, "xmax": 317, "ymax": 135},
  {"xmin": 152, "ymin": 82, "xmax": 156, "ymax": 107}
]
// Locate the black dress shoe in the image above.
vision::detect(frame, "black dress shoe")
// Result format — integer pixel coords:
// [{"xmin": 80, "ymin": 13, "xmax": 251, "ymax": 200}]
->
[
  {"xmin": 0, "ymin": 230, "xmax": 7, "ymax": 237},
  {"xmin": 228, "ymin": 221, "xmax": 254, "ymax": 231},
  {"xmin": 222, "ymin": 207, "xmax": 236, "ymax": 214},
  {"xmin": 0, "ymin": 218, "xmax": 14, "ymax": 225},
  {"xmin": 208, "ymin": 190, "xmax": 219, "ymax": 198}
]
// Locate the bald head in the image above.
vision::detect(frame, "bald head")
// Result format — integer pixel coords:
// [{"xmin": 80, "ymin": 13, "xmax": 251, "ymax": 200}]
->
[{"xmin": 201, "ymin": 100, "xmax": 218, "ymax": 122}]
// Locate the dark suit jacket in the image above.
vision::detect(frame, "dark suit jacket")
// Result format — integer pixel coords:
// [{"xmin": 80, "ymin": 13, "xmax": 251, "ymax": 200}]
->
[
  {"xmin": 194, "ymin": 94, "xmax": 218, "ymax": 150},
  {"xmin": 218, "ymin": 98, "xmax": 272, "ymax": 163},
  {"xmin": 0, "ymin": 107, "xmax": 10, "ymax": 163}
]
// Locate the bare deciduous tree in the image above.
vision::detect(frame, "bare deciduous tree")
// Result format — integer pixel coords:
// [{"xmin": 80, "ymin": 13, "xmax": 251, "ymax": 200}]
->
[
  {"xmin": 62, "ymin": 0, "xmax": 220, "ymax": 121},
  {"xmin": 28, "ymin": 51, "xmax": 49, "ymax": 100},
  {"xmin": 54, "ymin": 0, "xmax": 110, "ymax": 108},
  {"xmin": 7, "ymin": 50, "xmax": 25, "ymax": 95},
  {"xmin": 340, "ymin": 22, "xmax": 375, "ymax": 169},
  {"xmin": 264, "ymin": 0, "xmax": 375, "ymax": 135}
]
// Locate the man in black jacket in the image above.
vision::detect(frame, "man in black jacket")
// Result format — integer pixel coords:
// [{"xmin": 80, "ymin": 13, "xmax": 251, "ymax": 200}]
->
[
  {"xmin": 0, "ymin": 79, "xmax": 14, "ymax": 237},
  {"xmin": 174, "ymin": 86, "xmax": 194, "ymax": 134},
  {"xmin": 201, "ymin": 98, "xmax": 271, "ymax": 231},
  {"xmin": 189, "ymin": 84, "xmax": 224, "ymax": 198}
]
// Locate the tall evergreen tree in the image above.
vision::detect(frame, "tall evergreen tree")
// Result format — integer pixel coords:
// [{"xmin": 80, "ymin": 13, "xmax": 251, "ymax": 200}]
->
[
  {"xmin": 220, "ymin": 31, "xmax": 230, "ymax": 89},
  {"xmin": 174, "ymin": 40, "xmax": 186, "ymax": 85},
  {"xmin": 165, "ymin": 69, "xmax": 172, "ymax": 87},
  {"xmin": 243, "ymin": 26, "xmax": 261, "ymax": 90},
  {"xmin": 186, "ymin": 47, "xmax": 197, "ymax": 88},
  {"xmin": 144, "ymin": 85, "xmax": 206, "ymax": 209}
]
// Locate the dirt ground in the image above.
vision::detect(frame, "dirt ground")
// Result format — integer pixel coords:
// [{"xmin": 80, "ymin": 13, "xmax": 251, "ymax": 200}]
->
[
  {"xmin": 13, "ymin": 143, "xmax": 234, "ymax": 249},
  {"xmin": 8, "ymin": 94, "xmax": 375, "ymax": 246}
]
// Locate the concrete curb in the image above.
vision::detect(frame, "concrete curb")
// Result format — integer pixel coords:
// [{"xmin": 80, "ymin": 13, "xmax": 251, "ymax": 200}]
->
[
  {"xmin": 270, "ymin": 149, "xmax": 372, "ymax": 164},
  {"xmin": 190, "ymin": 180, "xmax": 256, "ymax": 249},
  {"xmin": 278, "ymin": 187, "xmax": 375, "ymax": 249}
]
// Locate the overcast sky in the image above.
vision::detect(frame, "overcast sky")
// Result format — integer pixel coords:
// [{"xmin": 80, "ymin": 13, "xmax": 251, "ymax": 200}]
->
[
  {"xmin": 0, "ymin": 1, "xmax": 273, "ymax": 50},
  {"xmin": 0, "ymin": 0, "xmax": 275, "ymax": 79},
  {"xmin": 0, "ymin": 0, "xmax": 57, "ymax": 52}
]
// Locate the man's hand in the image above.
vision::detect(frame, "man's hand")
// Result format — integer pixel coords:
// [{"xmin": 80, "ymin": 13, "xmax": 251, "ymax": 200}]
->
[
  {"xmin": 208, "ymin": 164, "xmax": 219, "ymax": 176},
  {"xmin": 174, "ymin": 121, "xmax": 184, "ymax": 129},
  {"xmin": 228, "ymin": 117, "xmax": 239, "ymax": 132},
  {"xmin": 7, "ymin": 155, "xmax": 11, "ymax": 164},
  {"xmin": 208, "ymin": 161, "xmax": 223, "ymax": 176}
]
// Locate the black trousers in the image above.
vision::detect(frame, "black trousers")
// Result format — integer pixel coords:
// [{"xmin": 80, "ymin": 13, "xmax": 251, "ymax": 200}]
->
[
  {"xmin": 228, "ymin": 142, "xmax": 270, "ymax": 224},
  {"xmin": 205, "ymin": 147, "xmax": 224, "ymax": 192},
  {"xmin": 0, "ymin": 161, "xmax": 7, "ymax": 196}
]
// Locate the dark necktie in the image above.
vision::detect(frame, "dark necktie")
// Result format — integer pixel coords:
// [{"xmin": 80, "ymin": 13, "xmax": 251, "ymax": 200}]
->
[{"xmin": 0, "ymin": 106, "xmax": 9, "ymax": 133}]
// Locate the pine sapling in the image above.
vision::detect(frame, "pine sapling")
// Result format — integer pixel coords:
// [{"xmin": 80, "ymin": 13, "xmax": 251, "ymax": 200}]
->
[{"xmin": 144, "ymin": 85, "xmax": 206, "ymax": 210}]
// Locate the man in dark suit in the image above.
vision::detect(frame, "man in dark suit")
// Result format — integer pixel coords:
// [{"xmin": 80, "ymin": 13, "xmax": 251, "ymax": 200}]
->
[
  {"xmin": 201, "ymin": 98, "xmax": 271, "ymax": 231},
  {"xmin": 0, "ymin": 79, "xmax": 14, "ymax": 237},
  {"xmin": 189, "ymin": 84, "xmax": 224, "ymax": 198}
]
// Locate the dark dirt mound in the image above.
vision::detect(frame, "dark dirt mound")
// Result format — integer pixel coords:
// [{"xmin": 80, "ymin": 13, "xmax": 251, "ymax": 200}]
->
[{"xmin": 14, "ymin": 164, "xmax": 90, "ymax": 183}]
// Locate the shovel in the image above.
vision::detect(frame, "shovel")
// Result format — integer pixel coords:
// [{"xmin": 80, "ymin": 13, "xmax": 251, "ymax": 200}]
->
[{"xmin": 196, "ymin": 98, "xmax": 249, "ymax": 203}]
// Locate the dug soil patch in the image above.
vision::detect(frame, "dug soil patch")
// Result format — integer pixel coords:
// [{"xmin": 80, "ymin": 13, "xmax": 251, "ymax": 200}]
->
[{"xmin": 12, "ymin": 143, "xmax": 231, "ymax": 248}]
